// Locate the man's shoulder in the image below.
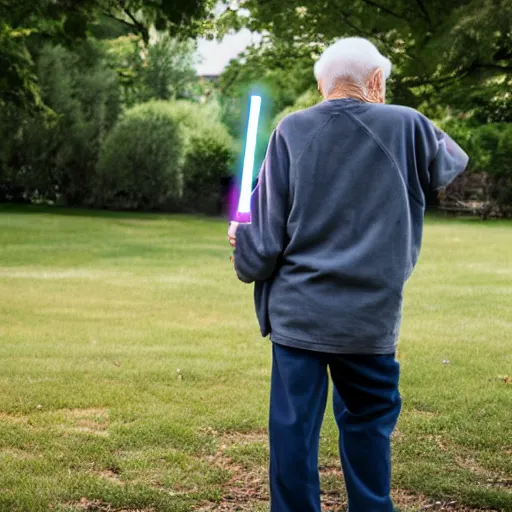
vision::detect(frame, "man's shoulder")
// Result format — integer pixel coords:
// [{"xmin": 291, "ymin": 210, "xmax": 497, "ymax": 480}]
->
[
  {"xmin": 279, "ymin": 102, "xmax": 428, "ymax": 126},
  {"xmin": 366, "ymin": 103, "xmax": 427, "ymax": 123},
  {"xmin": 275, "ymin": 101, "xmax": 433, "ymax": 144},
  {"xmin": 276, "ymin": 103, "xmax": 331, "ymax": 140},
  {"xmin": 361, "ymin": 104, "xmax": 436, "ymax": 141}
]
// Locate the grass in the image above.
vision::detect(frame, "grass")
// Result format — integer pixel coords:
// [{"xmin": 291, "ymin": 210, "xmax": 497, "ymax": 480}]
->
[{"xmin": 0, "ymin": 203, "xmax": 511, "ymax": 512}]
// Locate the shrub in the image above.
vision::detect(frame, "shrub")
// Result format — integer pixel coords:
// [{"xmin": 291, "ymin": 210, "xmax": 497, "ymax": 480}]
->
[
  {"xmin": 438, "ymin": 118, "xmax": 512, "ymax": 216},
  {"xmin": 168, "ymin": 101, "xmax": 235, "ymax": 214},
  {"xmin": 95, "ymin": 101, "xmax": 184, "ymax": 210}
]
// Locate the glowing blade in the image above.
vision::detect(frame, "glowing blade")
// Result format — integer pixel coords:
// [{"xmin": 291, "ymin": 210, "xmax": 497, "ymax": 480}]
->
[{"xmin": 236, "ymin": 95, "xmax": 262, "ymax": 223}]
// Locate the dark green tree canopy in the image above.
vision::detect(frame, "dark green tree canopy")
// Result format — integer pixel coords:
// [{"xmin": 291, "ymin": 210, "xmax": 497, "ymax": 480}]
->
[
  {"xmin": 219, "ymin": 0, "xmax": 512, "ymax": 114},
  {"xmin": 0, "ymin": 0, "xmax": 214, "ymax": 111}
]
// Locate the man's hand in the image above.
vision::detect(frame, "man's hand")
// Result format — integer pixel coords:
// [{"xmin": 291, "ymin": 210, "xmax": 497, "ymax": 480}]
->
[{"xmin": 228, "ymin": 221, "xmax": 239, "ymax": 248}]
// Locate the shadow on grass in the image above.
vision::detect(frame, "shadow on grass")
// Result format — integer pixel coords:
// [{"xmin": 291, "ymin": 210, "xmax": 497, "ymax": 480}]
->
[
  {"xmin": 0, "ymin": 203, "xmax": 229, "ymax": 223},
  {"xmin": 3, "ymin": 203, "xmax": 510, "ymax": 227},
  {"xmin": 425, "ymin": 208, "xmax": 512, "ymax": 227}
]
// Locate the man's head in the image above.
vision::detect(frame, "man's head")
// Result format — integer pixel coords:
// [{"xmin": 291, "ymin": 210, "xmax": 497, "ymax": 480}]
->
[{"xmin": 314, "ymin": 37, "xmax": 392, "ymax": 103}]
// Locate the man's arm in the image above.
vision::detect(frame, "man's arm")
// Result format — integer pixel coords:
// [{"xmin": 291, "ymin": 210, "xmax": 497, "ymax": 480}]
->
[
  {"xmin": 232, "ymin": 128, "xmax": 290, "ymax": 284},
  {"xmin": 418, "ymin": 117, "xmax": 469, "ymax": 192},
  {"xmin": 429, "ymin": 125, "xmax": 470, "ymax": 191}
]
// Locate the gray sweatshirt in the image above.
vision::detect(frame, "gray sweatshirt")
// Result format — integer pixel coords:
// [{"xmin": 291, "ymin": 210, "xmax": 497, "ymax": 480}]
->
[{"xmin": 234, "ymin": 98, "xmax": 469, "ymax": 354}]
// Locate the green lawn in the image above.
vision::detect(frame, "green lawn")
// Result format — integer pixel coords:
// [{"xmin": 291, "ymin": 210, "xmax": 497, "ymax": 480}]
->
[{"xmin": 0, "ymin": 204, "xmax": 511, "ymax": 512}]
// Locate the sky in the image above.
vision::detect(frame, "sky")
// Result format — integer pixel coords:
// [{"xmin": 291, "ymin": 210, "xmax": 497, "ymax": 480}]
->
[
  {"xmin": 194, "ymin": 2, "xmax": 259, "ymax": 76},
  {"xmin": 195, "ymin": 29, "xmax": 258, "ymax": 76}
]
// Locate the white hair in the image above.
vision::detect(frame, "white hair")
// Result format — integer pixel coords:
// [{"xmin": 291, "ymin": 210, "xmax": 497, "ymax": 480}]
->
[{"xmin": 314, "ymin": 37, "xmax": 392, "ymax": 96}]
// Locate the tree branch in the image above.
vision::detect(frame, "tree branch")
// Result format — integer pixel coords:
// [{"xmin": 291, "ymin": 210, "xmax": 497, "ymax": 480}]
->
[
  {"xmin": 101, "ymin": 8, "xmax": 149, "ymax": 44},
  {"xmin": 219, "ymin": 67, "xmax": 241, "ymax": 94},
  {"xmin": 358, "ymin": 0, "xmax": 404, "ymax": 21},
  {"xmin": 474, "ymin": 63, "xmax": 512, "ymax": 73},
  {"xmin": 338, "ymin": 10, "xmax": 396, "ymax": 56},
  {"xmin": 123, "ymin": 7, "xmax": 149, "ymax": 43},
  {"xmin": 400, "ymin": 70, "xmax": 469, "ymax": 88},
  {"xmin": 339, "ymin": 10, "xmax": 370, "ymax": 35},
  {"xmin": 493, "ymin": 47, "xmax": 512, "ymax": 61},
  {"xmin": 400, "ymin": 61, "xmax": 512, "ymax": 89},
  {"xmin": 102, "ymin": 10, "xmax": 140, "ymax": 33},
  {"xmin": 414, "ymin": 0, "xmax": 432, "ymax": 25}
]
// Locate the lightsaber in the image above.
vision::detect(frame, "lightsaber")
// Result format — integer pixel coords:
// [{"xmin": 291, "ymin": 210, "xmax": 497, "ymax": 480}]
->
[{"xmin": 235, "ymin": 95, "xmax": 262, "ymax": 223}]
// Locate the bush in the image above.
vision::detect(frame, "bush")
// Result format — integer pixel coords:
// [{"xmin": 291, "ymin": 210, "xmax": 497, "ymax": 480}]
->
[
  {"xmin": 167, "ymin": 101, "xmax": 235, "ymax": 214},
  {"xmin": 438, "ymin": 118, "xmax": 512, "ymax": 216},
  {"xmin": 95, "ymin": 99, "xmax": 234, "ymax": 213},
  {"xmin": 95, "ymin": 101, "xmax": 184, "ymax": 210}
]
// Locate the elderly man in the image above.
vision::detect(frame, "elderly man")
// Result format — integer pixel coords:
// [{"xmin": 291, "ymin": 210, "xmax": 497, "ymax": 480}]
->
[{"xmin": 228, "ymin": 37, "xmax": 468, "ymax": 512}]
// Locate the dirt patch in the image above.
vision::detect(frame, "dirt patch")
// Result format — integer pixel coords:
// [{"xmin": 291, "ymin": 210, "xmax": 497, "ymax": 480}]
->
[
  {"xmin": 199, "ymin": 462, "xmax": 267, "ymax": 511},
  {"xmin": 219, "ymin": 430, "xmax": 268, "ymax": 446},
  {"xmin": 63, "ymin": 498, "xmax": 154, "ymax": 511},
  {"xmin": 197, "ymin": 429, "xmax": 505, "ymax": 511},
  {"xmin": 392, "ymin": 489, "xmax": 501, "ymax": 511},
  {"xmin": 197, "ymin": 430, "xmax": 269, "ymax": 511},
  {"xmin": 0, "ymin": 412, "xmax": 29, "ymax": 425},
  {"xmin": 60, "ymin": 408, "xmax": 109, "ymax": 436},
  {"xmin": 97, "ymin": 468, "xmax": 123, "ymax": 486},
  {"xmin": 318, "ymin": 463, "xmax": 347, "ymax": 511},
  {"xmin": 410, "ymin": 408, "xmax": 440, "ymax": 418},
  {"xmin": 454, "ymin": 455, "xmax": 493, "ymax": 476},
  {"xmin": 392, "ymin": 428, "xmax": 405, "ymax": 440},
  {"xmin": 454, "ymin": 455, "xmax": 512, "ymax": 491},
  {"xmin": 0, "ymin": 447, "xmax": 39, "ymax": 460}
]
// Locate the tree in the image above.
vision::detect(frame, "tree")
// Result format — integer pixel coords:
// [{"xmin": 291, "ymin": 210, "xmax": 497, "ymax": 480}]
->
[
  {"xmin": 0, "ymin": 0, "xmax": 214, "ymax": 112},
  {"xmin": 105, "ymin": 32, "xmax": 198, "ymax": 108},
  {"xmin": 218, "ymin": 0, "xmax": 512, "ymax": 114},
  {"xmin": 0, "ymin": 41, "xmax": 121, "ymax": 205}
]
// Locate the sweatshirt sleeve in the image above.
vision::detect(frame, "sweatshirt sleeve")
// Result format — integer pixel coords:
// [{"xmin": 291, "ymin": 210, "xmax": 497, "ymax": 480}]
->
[
  {"xmin": 417, "ymin": 116, "xmax": 469, "ymax": 192},
  {"xmin": 429, "ymin": 125, "xmax": 470, "ymax": 190},
  {"xmin": 234, "ymin": 128, "xmax": 290, "ymax": 284}
]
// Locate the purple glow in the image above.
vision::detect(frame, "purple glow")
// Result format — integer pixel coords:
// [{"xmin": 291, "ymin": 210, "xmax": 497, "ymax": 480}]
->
[
  {"xmin": 235, "ymin": 211, "xmax": 251, "ymax": 223},
  {"xmin": 227, "ymin": 183, "xmax": 240, "ymax": 221}
]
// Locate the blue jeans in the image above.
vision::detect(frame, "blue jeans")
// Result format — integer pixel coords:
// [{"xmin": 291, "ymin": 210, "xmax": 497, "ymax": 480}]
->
[{"xmin": 269, "ymin": 342, "xmax": 401, "ymax": 512}]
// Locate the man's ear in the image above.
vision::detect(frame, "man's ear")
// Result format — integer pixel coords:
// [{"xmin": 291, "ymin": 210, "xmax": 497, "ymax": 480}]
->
[
  {"xmin": 368, "ymin": 68, "xmax": 384, "ymax": 103},
  {"xmin": 317, "ymin": 80, "xmax": 324, "ymax": 97}
]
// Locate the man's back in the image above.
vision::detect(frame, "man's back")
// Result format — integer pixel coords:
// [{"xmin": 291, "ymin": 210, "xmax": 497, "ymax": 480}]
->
[{"xmin": 235, "ymin": 98, "xmax": 468, "ymax": 354}]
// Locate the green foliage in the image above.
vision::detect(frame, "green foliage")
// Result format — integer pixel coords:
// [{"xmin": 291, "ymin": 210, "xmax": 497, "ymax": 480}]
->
[
  {"xmin": 0, "ymin": 42, "xmax": 121, "ymax": 205},
  {"xmin": 95, "ymin": 99, "xmax": 234, "ymax": 213},
  {"xmin": 218, "ymin": 0, "xmax": 512, "ymax": 213},
  {"xmin": 168, "ymin": 101, "xmax": 235, "ymax": 213},
  {"xmin": 103, "ymin": 0, "xmax": 215, "ymax": 42},
  {"xmin": 437, "ymin": 118, "xmax": 512, "ymax": 211},
  {"xmin": 96, "ymin": 101, "xmax": 184, "ymax": 210},
  {"xmin": 105, "ymin": 33, "xmax": 198, "ymax": 108},
  {"xmin": 0, "ymin": 0, "xmax": 213, "ymax": 113},
  {"xmin": 273, "ymin": 89, "xmax": 321, "ymax": 126},
  {"xmin": 140, "ymin": 34, "xmax": 197, "ymax": 101},
  {"xmin": 218, "ymin": 42, "xmax": 317, "ymax": 140},
  {"xmin": 218, "ymin": 0, "xmax": 512, "ymax": 115},
  {"xmin": 438, "ymin": 120, "xmax": 512, "ymax": 176},
  {"xmin": 0, "ymin": 25, "xmax": 42, "ymax": 112}
]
